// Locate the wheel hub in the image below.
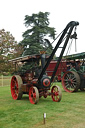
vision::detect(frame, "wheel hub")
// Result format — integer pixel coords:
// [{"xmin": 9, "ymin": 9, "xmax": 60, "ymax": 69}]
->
[
  {"xmin": 68, "ymin": 79, "xmax": 73, "ymax": 85},
  {"xmin": 43, "ymin": 78, "xmax": 50, "ymax": 87},
  {"xmin": 45, "ymin": 80, "xmax": 49, "ymax": 85},
  {"xmin": 14, "ymin": 85, "xmax": 17, "ymax": 90}
]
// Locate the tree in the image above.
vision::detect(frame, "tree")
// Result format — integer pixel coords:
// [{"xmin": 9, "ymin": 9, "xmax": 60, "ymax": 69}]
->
[
  {"xmin": 21, "ymin": 12, "xmax": 56, "ymax": 56},
  {"xmin": 0, "ymin": 29, "xmax": 23, "ymax": 74}
]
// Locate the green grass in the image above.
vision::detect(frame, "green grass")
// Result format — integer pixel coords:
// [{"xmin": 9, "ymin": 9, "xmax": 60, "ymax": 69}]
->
[{"xmin": 0, "ymin": 83, "xmax": 85, "ymax": 128}]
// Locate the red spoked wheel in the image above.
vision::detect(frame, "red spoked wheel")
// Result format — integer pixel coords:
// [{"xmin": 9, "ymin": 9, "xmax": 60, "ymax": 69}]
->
[
  {"xmin": 29, "ymin": 86, "xmax": 39, "ymax": 104},
  {"xmin": 51, "ymin": 85, "xmax": 62, "ymax": 102},
  {"xmin": 62, "ymin": 71, "xmax": 80, "ymax": 92},
  {"xmin": 11, "ymin": 75, "xmax": 23, "ymax": 100}
]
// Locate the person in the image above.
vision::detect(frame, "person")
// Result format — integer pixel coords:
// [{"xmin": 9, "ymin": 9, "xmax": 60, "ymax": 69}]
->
[
  {"xmin": 75, "ymin": 61, "xmax": 81, "ymax": 71},
  {"xmin": 66, "ymin": 62, "xmax": 71, "ymax": 71}
]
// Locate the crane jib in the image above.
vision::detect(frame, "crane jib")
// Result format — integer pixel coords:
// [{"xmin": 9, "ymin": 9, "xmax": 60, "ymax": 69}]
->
[{"xmin": 38, "ymin": 21, "xmax": 79, "ymax": 82}]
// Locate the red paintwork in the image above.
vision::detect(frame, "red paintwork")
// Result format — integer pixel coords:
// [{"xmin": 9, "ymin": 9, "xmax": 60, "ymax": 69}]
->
[
  {"xmin": 11, "ymin": 76, "xmax": 19, "ymax": 100},
  {"xmin": 29, "ymin": 87, "xmax": 36, "ymax": 104},
  {"xmin": 43, "ymin": 78, "xmax": 50, "ymax": 87},
  {"xmin": 51, "ymin": 86, "xmax": 59, "ymax": 102},
  {"xmin": 46, "ymin": 60, "xmax": 67, "ymax": 81}
]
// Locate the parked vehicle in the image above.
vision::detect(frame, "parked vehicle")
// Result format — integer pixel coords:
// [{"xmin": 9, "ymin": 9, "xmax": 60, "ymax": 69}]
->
[
  {"xmin": 62, "ymin": 52, "xmax": 85, "ymax": 92},
  {"xmin": 9, "ymin": 21, "xmax": 79, "ymax": 104}
]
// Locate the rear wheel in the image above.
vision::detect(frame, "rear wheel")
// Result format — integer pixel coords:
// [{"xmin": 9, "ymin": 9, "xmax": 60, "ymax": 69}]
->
[
  {"xmin": 62, "ymin": 71, "xmax": 80, "ymax": 92},
  {"xmin": 51, "ymin": 85, "xmax": 62, "ymax": 102},
  {"xmin": 11, "ymin": 75, "xmax": 23, "ymax": 100},
  {"xmin": 29, "ymin": 86, "xmax": 39, "ymax": 104}
]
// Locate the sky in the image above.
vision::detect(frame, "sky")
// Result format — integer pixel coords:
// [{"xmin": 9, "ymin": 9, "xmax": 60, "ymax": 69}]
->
[{"xmin": 0, "ymin": 0, "xmax": 85, "ymax": 56}]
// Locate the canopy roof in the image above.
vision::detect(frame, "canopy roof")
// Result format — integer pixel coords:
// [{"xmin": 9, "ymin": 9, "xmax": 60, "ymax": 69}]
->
[
  {"xmin": 9, "ymin": 54, "xmax": 49, "ymax": 63},
  {"xmin": 63, "ymin": 52, "xmax": 85, "ymax": 60}
]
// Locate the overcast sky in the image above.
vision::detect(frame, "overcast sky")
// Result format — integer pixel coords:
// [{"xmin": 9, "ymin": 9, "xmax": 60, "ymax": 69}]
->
[{"xmin": 0, "ymin": 0, "xmax": 85, "ymax": 56}]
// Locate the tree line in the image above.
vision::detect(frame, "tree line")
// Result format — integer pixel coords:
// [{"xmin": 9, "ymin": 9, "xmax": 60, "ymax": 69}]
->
[{"xmin": 0, "ymin": 12, "xmax": 56, "ymax": 75}]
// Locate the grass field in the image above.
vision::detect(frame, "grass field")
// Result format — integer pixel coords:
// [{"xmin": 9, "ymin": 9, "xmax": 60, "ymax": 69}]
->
[{"xmin": 0, "ymin": 82, "xmax": 85, "ymax": 128}]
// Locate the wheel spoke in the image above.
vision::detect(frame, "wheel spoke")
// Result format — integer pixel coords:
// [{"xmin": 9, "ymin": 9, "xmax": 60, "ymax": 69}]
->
[
  {"xmin": 13, "ymin": 93, "xmax": 17, "ymax": 99},
  {"xmin": 53, "ymin": 88, "xmax": 57, "ymax": 92},
  {"xmin": 12, "ymin": 86, "xmax": 15, "ymax": 89},
  {"xmin": 62, "ymin": 71, "xmax": 80, "ymax": 92},
  {"xmin": 51, "ymin": 85, "xmax": 62, "ymax": 102},
  {"xmin": 11, "ymin": 75, "xmax": 23, "ymax": 100},
  {"xmin": 29, "ymin": 87, "xmax": 39, "ymax": 104},
  {"xmin": 33, "ymin": 90, "xmax": 36, "ymax": 98}
]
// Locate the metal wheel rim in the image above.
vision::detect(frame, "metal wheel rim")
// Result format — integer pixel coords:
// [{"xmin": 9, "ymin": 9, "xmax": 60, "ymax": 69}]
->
[
  {"xmin": 29, "ymin": 86, "xmax": 39, "ymax": 104},
  {"xmin": 62, "ymin": 71, "xmax": 80, "ymax": 92},
  {"xmin": 11, "ymin": 75, "xmax": 23, "ymax": 100},
  {"xmin": 51, "ymin": 85, "xmax": 62, "ymax": 102},
  {"xmin": 11, "ymin": 76, "xmax": 19, "ymax": 100}
]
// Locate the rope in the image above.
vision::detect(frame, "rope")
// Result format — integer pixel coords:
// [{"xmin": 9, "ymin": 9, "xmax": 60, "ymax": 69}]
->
[
  {"xmin": 66, "ymin": 38, "xmax": 73, "ymax": 55},
  {"xmin": 74, "ymin": 27, "xmax": 77, "ymax": 52},
  {"xmin": 65, "ymin": 26, "xmax": 77, "ymax": 56},
  {"xmin": 43, "ymin": 29, "xmax": 64, "ymax": 52}
]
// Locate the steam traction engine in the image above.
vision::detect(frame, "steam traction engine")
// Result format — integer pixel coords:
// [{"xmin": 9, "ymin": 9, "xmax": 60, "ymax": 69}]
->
[
  {"xmin": 10, "ymin": 21, "xmax": 79, "ymax": 104},
  {"xmin": 62, "ymin": 53, "xmax": 85, "ymax": 92}
]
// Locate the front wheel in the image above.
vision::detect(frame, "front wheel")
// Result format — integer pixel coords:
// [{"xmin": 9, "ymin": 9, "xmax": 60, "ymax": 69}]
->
[
  {"xmin": 29, "ymin": 86, "xmax": 39, "ymax": 104},
  {"xmin": 51, "ymin": 85, "xmax": 62, "ymax": 102}
]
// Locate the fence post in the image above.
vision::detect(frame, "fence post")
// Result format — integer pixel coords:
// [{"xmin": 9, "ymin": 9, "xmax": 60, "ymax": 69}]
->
[{"xmin": 2, "ymin": 75, "xmax": 3, "ymax": 87}]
